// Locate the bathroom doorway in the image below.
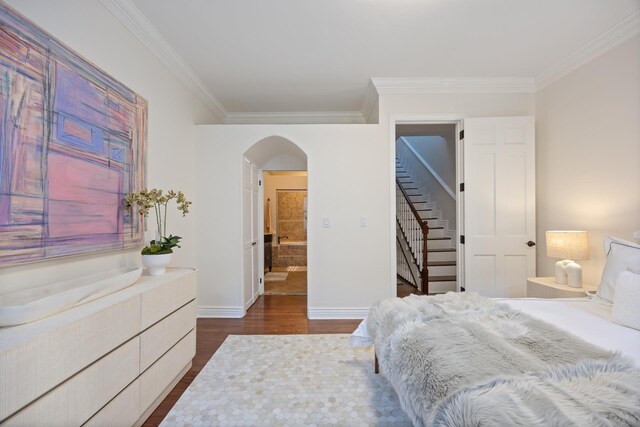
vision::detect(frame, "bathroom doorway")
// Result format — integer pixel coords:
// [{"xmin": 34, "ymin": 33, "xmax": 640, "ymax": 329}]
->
[{"xmin": 263, "ymin": 171, "xmax": 308, "ymax": 296}]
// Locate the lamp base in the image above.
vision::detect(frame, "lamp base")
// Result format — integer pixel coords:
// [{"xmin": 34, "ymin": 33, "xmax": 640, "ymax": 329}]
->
[{"xmin": 555, "ymin": 260, "xmax": 582, "ymax": 288}]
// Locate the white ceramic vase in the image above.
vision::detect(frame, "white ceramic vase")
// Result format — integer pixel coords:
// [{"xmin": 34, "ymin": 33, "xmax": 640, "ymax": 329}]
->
[{"xmin": 142, "ymin": 253, "xmax": 172, "ymax": 276}]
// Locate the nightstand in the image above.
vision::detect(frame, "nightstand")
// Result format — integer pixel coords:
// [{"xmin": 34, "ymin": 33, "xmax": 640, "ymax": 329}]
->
[{"xmin": 527, "ymin": 277, "xmax": 597, "ymax": 298}]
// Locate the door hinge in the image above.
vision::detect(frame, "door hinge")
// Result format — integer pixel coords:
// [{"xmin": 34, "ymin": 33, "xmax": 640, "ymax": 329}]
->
[
  {"xmin": 459, "ymin": 183, "xmax": 464, "ymax": 192},
  {"xmin": 259, "ymin": 180, "xmax": 262, "ymax": 186},
  {"xmin": 260, "ymin": 278, "xmax": 262, "ymax": 284},
  {"xmin": 460, "ymin": 235, "xmax": 465, "ymax": 244},
  {"xmin": 459, "ymin": 129, "xmax": 464, "ymax": 139}
]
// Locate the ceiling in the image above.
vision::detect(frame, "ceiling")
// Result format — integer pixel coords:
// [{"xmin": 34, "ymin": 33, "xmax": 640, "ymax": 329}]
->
[{"xmin": 122, "ymin": 0, "xmax": 639, "ymax": 121}]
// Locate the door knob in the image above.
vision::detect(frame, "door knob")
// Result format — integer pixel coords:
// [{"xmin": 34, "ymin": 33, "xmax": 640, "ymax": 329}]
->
[
  {"xmin": 252, "ymin": 242, "xmax": 257, "ymax": 246},
  {"xmin": 526, "ymin": 241, "xmax": 536, "ymax": 247}
]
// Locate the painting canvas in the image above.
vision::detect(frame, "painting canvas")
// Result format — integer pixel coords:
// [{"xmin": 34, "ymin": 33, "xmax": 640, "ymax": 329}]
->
[{"xmin": 0, "ymin": 4, "xmax": 146, "ymax": 266}]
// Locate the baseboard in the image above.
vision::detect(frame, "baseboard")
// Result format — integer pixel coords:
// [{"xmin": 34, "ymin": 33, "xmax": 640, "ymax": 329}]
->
[
  {"xmin": 307, "ymin": 307, "xmax": 369, "ymax": 320},
  {"xmin": 197, "ymin": 306, "xmax": 244, "ymax": 318}
]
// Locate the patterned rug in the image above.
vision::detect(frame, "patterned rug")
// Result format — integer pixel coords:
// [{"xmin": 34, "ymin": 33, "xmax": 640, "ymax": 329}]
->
[{"xmin": 161, "ymin": 335, "xmax": 410, "ymax": 426}]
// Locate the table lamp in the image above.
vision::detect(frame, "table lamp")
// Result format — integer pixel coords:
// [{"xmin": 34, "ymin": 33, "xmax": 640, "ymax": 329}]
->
[{"xmin": 546, "ymin": 231, "xmax": 589, "ymax": 287}]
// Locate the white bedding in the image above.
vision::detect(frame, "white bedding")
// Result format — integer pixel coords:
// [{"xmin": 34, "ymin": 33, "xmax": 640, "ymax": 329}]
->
[{"xmin": 352, "ymin": 296, "xmax": 640, "ymax": 366}]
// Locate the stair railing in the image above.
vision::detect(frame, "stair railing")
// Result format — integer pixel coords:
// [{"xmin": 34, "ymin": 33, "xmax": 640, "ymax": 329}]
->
[
  {"xmin": 396, "ymin": 178, "xmax": 429, "ymax": 294},
  {"xmin": 396, "ymin": 238, "xmax": 419, "ymax": 287}
]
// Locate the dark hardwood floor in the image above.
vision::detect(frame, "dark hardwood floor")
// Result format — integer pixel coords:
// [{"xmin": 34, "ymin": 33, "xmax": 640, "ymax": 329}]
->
[{"xmin": 143, "ymin": 283, "xmax": 421, "ymax": 425}]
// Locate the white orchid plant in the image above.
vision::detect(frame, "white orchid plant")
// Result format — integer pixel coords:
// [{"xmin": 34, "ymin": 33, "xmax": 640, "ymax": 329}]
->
[{"xmin": 124, "ymin": 189, "xmax": 192, "ymax": 255}]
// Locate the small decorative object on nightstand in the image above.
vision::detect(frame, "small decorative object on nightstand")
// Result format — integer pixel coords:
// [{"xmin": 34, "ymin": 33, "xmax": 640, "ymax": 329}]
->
[
  {"xmin": 527, "ymin": 277, "xmax": 597, "ymax": 298},
  {"xmin": 546, "ymin": 231, "xmax": 590, "ymax": 287}
]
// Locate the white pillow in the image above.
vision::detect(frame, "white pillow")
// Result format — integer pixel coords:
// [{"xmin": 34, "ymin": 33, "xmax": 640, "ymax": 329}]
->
[
  {"xmin": 597, "ymin": 236, "xmax": 640, "ymax": 302},
  {"xmin": 611, "ymin": 271, "xmax": 640, "ymax": 330}
]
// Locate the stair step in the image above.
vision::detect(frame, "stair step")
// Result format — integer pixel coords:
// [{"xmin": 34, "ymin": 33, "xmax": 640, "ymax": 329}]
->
[
  {"xmin": 428, "ymin": 260, "xmax": 455, "ymax": 266},
  {"xmin": 409, "ymin": 195, "xmax": 428, "ymax": 203},
  {"xmin": 428, "ymin": 264, "xmax": 457, "ymax": 275},
  {"xmin": 429, "ymin": 275, "xmax": 456, "ymax": 282},
  {"xmin": 427, "ymin": 238, "xmax": 453, "ymax": 249},
  {"xmin": 428, "ymin": 228, "xmax": 445, "ymax": 238},
  {"xmin": 423, "ymin": 218, "xmax": 440, "ymax": 227},
  {"xmin": 420, "ymin": 213, "xmax": 438, "ymax": 222},
  {"xmin": 429, "ymin": 250, "xmax": 456, "ymax": 262}
]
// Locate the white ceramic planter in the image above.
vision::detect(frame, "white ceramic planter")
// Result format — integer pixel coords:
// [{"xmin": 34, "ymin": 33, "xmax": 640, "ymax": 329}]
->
[{"xmin": 142, "ymin": 253, "xmax": 173, "ymax": 276}]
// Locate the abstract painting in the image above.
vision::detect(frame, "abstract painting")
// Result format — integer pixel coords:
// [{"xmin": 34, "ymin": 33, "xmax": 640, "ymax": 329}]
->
[{"xmin": 0, "ymin": 4, "xmax": 146, "ymax": 266}]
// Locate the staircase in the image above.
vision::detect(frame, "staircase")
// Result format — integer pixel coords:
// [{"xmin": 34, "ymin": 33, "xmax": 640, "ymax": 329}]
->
[{"xmin": 396, "ymin": 158, "xmax": 457, "ymax": 294}]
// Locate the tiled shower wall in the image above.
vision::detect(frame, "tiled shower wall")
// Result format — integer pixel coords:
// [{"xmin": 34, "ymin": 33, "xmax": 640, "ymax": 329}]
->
[{"xmin": 277, "ymin": 190, "xmax": 307, "ymax": 242}]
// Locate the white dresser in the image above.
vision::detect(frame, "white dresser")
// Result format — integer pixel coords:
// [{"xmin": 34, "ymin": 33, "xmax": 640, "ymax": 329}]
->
[{"xmin": 0, "ymin": 268, "xmax": 197, "ymax": 426}]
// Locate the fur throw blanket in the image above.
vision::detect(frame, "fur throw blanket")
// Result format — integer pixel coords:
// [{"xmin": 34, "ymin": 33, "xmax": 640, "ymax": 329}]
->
[{"xmin": 367, "ymin": 292, "xmax": 640, "ymax": 426}]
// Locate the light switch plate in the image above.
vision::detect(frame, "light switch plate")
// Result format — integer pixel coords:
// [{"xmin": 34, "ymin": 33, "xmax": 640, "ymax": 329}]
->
[
  {"xmin": 323, "ymin": 217, "xmax": 330, "ymax": 228},
  {"xmin": 360, "ymin": 217, "xmax": 367, "ymax": 227}
]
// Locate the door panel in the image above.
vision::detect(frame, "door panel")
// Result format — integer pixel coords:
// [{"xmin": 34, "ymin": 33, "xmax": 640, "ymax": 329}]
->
[
  {"xmin": 242, "ymin": 158, "xmax": 253, "ymax": 308},
  {"xmin": 463, "ymin": 117, "xmax": 535, "ymax": 298},
  {"xmin": 251, "ymin": 163, "xmax": 259, "ymax": 302}
]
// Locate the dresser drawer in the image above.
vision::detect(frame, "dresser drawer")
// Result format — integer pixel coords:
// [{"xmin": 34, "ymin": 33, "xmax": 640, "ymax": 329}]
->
[
  {"xmin": 84, "ymin": 379, "xmax": 140, "ymax": 427},
  {"xmin": 140, "ymin": 269, "xmax": 196, "ymax": 329},
  {"xmin": 0, "ymin": 295, "xmax": 140, "ymax": 421},
  {"xmin": 140, "ymin": 300, "xmax": 196, "ymax": 371},
  {"xmin": 5, "ymin": 337, "xmax": 140, "ymax": 426},
  {"xmin": 139, "ymin": 329, "xmax": 196, "ymax": 414}
]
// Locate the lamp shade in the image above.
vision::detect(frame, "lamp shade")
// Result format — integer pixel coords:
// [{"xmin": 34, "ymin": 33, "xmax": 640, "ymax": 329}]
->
[{"xmin": 546, "ymin": 231, "xmax": 590, "ymax": 260}]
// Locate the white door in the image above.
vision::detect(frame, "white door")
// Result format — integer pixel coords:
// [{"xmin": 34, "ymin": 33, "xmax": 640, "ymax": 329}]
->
[
  {"xmin": 251, "ymin": 163, "xmax": 260, "ymax": 301},
  {"xmin": 463, "ymin": 117, "xmax": 536, "ymax": 297},
  {"xmin": 242, "ymin": 158, "xmax": 260, "ymax": 310}
]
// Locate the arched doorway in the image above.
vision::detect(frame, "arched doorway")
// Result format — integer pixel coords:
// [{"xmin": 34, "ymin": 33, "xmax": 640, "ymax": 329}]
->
[{"xmin": 242, "ymin": 136, "xmax": 308, "ymax": 313}]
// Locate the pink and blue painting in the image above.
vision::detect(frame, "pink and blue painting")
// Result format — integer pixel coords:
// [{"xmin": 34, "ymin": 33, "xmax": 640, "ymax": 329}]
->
[{"xmin": 0, "ymin": 4, "xmax": 146, "ymax": 266}]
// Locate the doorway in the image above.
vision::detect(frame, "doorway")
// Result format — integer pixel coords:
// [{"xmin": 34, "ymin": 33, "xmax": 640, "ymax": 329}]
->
[
  {"xmin": 395, "ymin": 123, "xmax": 460, "ymax": 296},
  {"xmin": 263, "ymin": 171, "xmax": 308, "ymax": 296},
  {"xmin": 242, "ymin": 136, "xmax": 308, "ymax": 316}
]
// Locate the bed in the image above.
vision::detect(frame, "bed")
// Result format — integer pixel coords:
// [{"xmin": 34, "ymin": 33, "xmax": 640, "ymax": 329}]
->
[
  {"xmin": 352, "ymin": 293, "xmax": 640, "ymax": 426},
  {"xmin": 352, "ymin": 235, "xmax": 640, "ymax": 425}
]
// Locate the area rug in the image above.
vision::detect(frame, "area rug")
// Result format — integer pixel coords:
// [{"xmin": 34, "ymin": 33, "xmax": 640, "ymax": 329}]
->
[
  {"xmin": 264, "ymin": 272, "xmax": 288, "ymax": 281},
  {"xmin": 161, "ymin": 334, "xmax": 410, "ymax": 426},
  {"xmin": 264, "ymin": 271, "xmax": 307, "ymax": 295}
]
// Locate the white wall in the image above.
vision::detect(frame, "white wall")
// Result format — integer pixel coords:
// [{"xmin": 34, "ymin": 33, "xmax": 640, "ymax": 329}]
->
[
  {"xmin": 401, "ymin": 133, "xmax": 456, "ymax": 190},
  {"xmin": 196, "ymin": 125, "xmax": 390, "ymax": 317},
  {"xmin": 0, "ymin": 1, "xmax": 218, "ymax": 294},
  {"xmin": 263, "ymin": 172, "xmax": 308, "ymax": 237},
  {"xmin": 196, "ymin": 92, "xmax": 534, "ymax": 316},
  {"xmin": 535, "ymin": 34, "xmax": 640, "ymax": 285}
]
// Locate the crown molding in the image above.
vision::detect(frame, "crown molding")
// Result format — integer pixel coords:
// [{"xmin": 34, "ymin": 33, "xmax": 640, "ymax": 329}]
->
[
  {"xmin": 360, "ymin": 81, "xmax": 379, "ymax": 123},
  {"xmin": 372, "ymin": 77, "xmax": 535, "ymax": 94},
  {"xmin": 225, "ymin": 111, "xmax": 365, "ymax": 124},
  {"xmin": 99, "ymin": 0, "xmax": 227, "ymax": 122},
  {"xmin": 536, "ymin": 11, "xmax": 640, "ymax": 90}
]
